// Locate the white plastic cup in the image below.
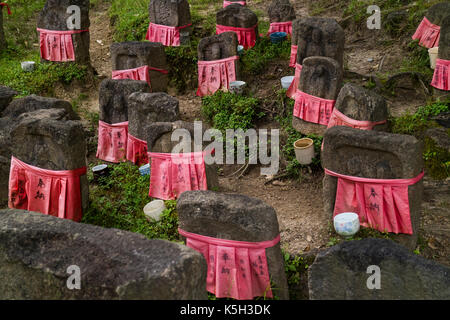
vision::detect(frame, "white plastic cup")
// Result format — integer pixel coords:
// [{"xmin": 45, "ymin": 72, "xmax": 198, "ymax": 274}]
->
[
  {"xmin": 143, "ymin": 200, "xmax": 166, "ymax": 221},
  {"xmin": 281, "ymin": 76, "xmax": 295, "ymax": 89},
  {"xmin": 294, "ymin": 138, "xmax": 315, "ymax": 165},
  {"xmin": 428, "ymin": 47, "xmax": 439, "ymax": 69},
  {"xmin": 333, "ymin": 212, "xmax": 360, "ymax": 237}
]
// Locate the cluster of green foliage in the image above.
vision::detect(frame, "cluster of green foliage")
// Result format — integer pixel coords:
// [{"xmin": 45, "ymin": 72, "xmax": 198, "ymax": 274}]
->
[
  {"xmin": 82, "ymin": 162, "xmax": 180, "ymax": 242},
  {"xmin": 240, "ymin": 37, "xmax": 291, "ymax": 76},
  {"xmin": 165, "ymin": 44, "xmax": 199, "ymax": 93},
  {"xmin": 424, "ymin": 136, "xmax": 450, "ymax": 180},
  {"xmin": 275, "ymin": 90, "xmax": 323, "ymax": 179},
  {"xmin": 283, "ymin": 251, "xmax": 309, "ymax": 286},
  {"xmin": 202, "ymin": 91, "xmax": 263, "ymax": 132},
  {"xmin": 109, "ymin": 0, "xmax": 149, "ymax": 42},
  {"xmin": 0, "ymin": 52, "xmax": 88, "ymax": 96}
]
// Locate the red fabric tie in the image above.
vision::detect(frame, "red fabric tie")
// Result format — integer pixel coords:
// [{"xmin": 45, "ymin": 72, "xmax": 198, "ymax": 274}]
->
[
  {"xmin": 197, "ymin": 55, "xmax": 239, "ymax": 97},
  {"xmin": 145, "ymin": 22, "xmax": 192, "ymax": 47},
  {"xmin": 325, "ymin": 168, "xmax": 424, "ymax": 235},
  {"xmin": 1, "ymin": 2, "xmax": 11, "ymax": 15},
  {"xmin": 37, "ymin": 28, "xmax": 89, "ymax": 62},
  {"xmin": 286, "ymin": 63, "xmax": 302, "ymax": 98},
  {"xmin": 126, "ymin": 133, "xmax": 149, "ymax": 166},
  {"xmin": 112, "ymin": 65, "xmax": 168, "ymax": 88},
  {"xmin": 431, "ymin": 59, "xmax": 450, "ymax": 91},
  {"xmin": 148, "ymin": 151, "xmax": 209, "ymax": 200},
  {"xmin": 8, "ymin": 156, "xmax": 86, "ymax": 222},
  {"xmin": 216, "ymin": 24, "xmax": 257, "ymax": 49},
  {"xmin": 223, "ymin": 1, "xmax": 246, "ymax": 8},
  {"xmin": 179, "ymin": 228, "xmax": 280, "ymax": 300},
  {"xmin": 293, "ymin": 90, "xmax": 336, "ymax": 126},
  {"xmin": 412, "ymin": 16, "xmax": 440, "ymax": 48},
  {"xmin": 96, "ymin": 121, "xmax": 129, "ymax": 163},
  {"xmin": 268, "ymin": 21, "xmax": 292, "ymax": 36},
  {"xmin": 289, "ymin": 44, "xmax": 298, "ymax": 68}
]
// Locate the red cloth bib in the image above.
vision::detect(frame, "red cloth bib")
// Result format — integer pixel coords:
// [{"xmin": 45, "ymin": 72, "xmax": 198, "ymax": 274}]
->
[
  {"xmin": 148, "ymin": 151, "xmax": 208, "ymax": 200},
  {"xmin": 179, "ymin": 228, "xmax": 280, "ymax": 300},
  {"xmin": 126, "ymin": 133, "xmax": 149, "ymax": 166},
  {"xmin": 268, "ymin": 21, "xmax": 292, "ymax": 36},
  {"xmin": 96, "ymin": 121, "xmax": 128, "ymax": 163},
  {"xmin": 293, "ymin": 90, "xmax": 335, "ymax": 126},
  {"xmin": 412, "ymin": 16, "xmax": 441, "ymax": 48},
  {"xmin": 431, "ymin": 59, "xmax": 450, "ymax": 91},
  {"xmin": 112, "ymin": 65, "xmax": 168, "ymax": 88},
  {"xmin": 286, "ymin": 63, "xmax": 302, "ymax": 98},
  {"xmin": 289, "ymin": 45, "xmax": 297, "ymax": 68},
  {"xmin": 145, "ymin": 22, "xmax": 191, "ymax": 47},
  {"xmin": 327, "ymin": 108, "xmax": 387, "ymax": 130},
  {"xmin": 325, "ymin": 169, "xmax": 424, "ymax": 235},
  {"xmin": 216, "ymin": 24, "xmax": 257, "ymax": 49},
  {"xmin": 223, "ymin": 1, "xmax": 246, "ymax": 7},
  {"xmin": 197, "ymin": 56, "xmax": 239, "ymax": 97},
  {"xmin": 37, "ymin": 28, "xmax": 88, "ymax": 62},
  {"xmin": 8, "ymin": 156, "xmax": 86, "ymax": 222}
]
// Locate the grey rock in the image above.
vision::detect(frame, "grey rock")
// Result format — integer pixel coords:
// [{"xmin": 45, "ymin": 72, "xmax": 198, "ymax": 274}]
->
[
  {"xmin": 0, "ymin": 5, "xmax": 6, "ymax": 52},
  {"xmin": 292, "ymin": 56, "xmax": 343, "ymax": 135},
  {"xmin": 332, "ymin": 83, "xmax": 388, "ymax": 130},
  {"xmin": 431, "ymin": 111, "xmax": 450, "ymax": 128},
  {"xmin": 110, "ymin": 41, "xmax": 169, "ymax": 92},
  {"xmin": 198, "ymin": 32, "xmax": 238, "ymax": 61},
  {"xmin": 177, "ymin": 191, "xmax": 289, "ymax": 300},
  {"xmin": 99, "ymin": 79, "xmax": 150, "ymax": 124},
  {"xmin": 217, "ymin": 4, "xmax": 259, "ymax": 30},
  {"xmin": 0, "ymin": 86, "xmax": 18, "ymax": 114},
  {"xmin": 37, "ymin": 0, "xmax": 91, "ymax": 65},
  {"xmin": 127, "ymin": 92, "xmax": 180, "ymax": 139},
  {"xmin": 0, "ymin": 209, "xmax": 207, "ymax": 299},
  {"xmin": 438, "ymin": 15, "xmax": 450, "ymax": 61},
  {"xmin": 322, "ymin": 126, "xmax": 424, "ymax": 249},
  {"xmin": 426, "ymin": 1, "xmax": 450, "ymax": 26},
  {"xmin": 148, "ymin": 0, "xmax": 192, "ymax": 45},
  {"xmin": 291, "ymin": 17, "xmax": 345, "ymax": 67},
  {"xmin": 2, "ymin": 95, "xmax": 79, "ymax": 120},
  {"xmin": 308, "ymin": 238, "xmax": 450, "ymax": 299},
  {"xmin": 268, "ymin": 0, "xmax": 296, "ymax": 23},
  {"xmin": 425, "ymin": 128, "xmax": 450, "ymax": 153}
]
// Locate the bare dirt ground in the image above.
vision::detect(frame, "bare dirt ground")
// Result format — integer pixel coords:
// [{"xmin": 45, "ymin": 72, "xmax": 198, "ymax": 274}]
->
[{"xmin": 52, "ymin": 0, "xmax": 449, "ymax": 266}]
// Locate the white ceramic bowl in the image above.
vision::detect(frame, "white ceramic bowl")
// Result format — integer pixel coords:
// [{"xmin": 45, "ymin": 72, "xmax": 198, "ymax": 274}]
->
[
  {"xmin": 144, "ymin": 200, "xmax": 166, "ymax": 222},
  {"xmin": 237, "ymin": 45, "xmax": 244, "ymax": 55},
  {"xmin": 281, "ymin": 76, "xmax": 295, "ymax": 89},
  {"xmin": 334, "ymin": 212, "xmax": 360, "ymax": 237},
  {"xmin": 229, "ymin": 81, "xmax": 246, "ymax": 95}
]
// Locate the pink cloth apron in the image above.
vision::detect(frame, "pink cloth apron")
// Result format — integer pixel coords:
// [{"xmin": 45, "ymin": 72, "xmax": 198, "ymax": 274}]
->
[
  {"xmin": 96, "ymin": 121, "xmax": 129, "ymax": 163},
  {"xmin": 145, "ymin": 22, "xmax": 192, "ymax": 47},
  {"xmin": 327, "ymin": 108, "xmax": 387, "ymax": 130},
  {"xmin": 1, "ymin": 3, "xmax": 12, "ymax": 15},
  {"xmin": 112, "ymin": 65, "xmax": 168, "ymax": 88},
  {"xmin": 216, "ymin": 24, "xmax": 257, "ymax": 50},
  {"xmin": 37, "ymin": 28, "xmax": 88, "ymax": 62},
  {"xmin": 148, "ymin": 151, "xmax": 209, "ymax": 200},
  {"xmin": 412, "ymin": 17, "xmax": 441, "ymax": 48},
  {"xmin": 286, "ymin": 63, "xmax": 302, "ymax": 98},
  {"xmin": 289, "ymin": 45, "xmax": 297, "ymax": 68},
  {"xmin": 325, "ymin": 168, "xmax": 424, "ymax": 235},
  {"xmin": 126, "ymin": 133, "xmax": 149, "ymax": 166},
  {"xmin": 179, "ymin": 228, "xmax": 280, "ymax": 300},
  {"xmin": 431, "ymin": 59, "xmax": 450, "ymax": 91},
  {"xmin": 8, "ymin": 156, "xmax": 86, "ymax": 222},
  {"xmin": 268, "ymin": 21, "xmax": 292, "ymax": 36},
  {"xmin": 197, "ymin": 56, "xmax": 239, "ymax": 97},
  {"xmin": 223, "ymin": 1, "xmax": 246, "ymax": 8},
  {"xmin": 293, "ymin": 89, "xmax": 335, "ymax": 126}
]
